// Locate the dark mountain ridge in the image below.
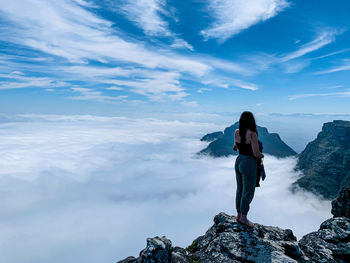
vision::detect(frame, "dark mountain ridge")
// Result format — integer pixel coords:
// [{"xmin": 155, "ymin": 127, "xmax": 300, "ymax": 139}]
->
[
  {"xmin": 199, "ymin": 122, "xmax": 297, "ymax": 158},
  {"xmin": 293, "ymin": 120, "xmax": 350, "ymax": 199}
]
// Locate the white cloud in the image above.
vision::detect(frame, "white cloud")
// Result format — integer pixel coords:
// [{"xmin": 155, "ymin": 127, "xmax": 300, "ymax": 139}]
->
[
  {"xmin": 288, "ymin": 90, "xmax": 350, "ymax": 100},
  {"xmin": 0, "ymin": 71, "xmax": 67, "ymax": 90},
  {"xmin": 280, "ymin": 30, "xmax": 340, "ymax": 62},
  {"xmin": 107, "ymin": 86, "xmax": 124, "ymax": 91},
  {"xmin": 118, "ymin": 0, "xmax": 170, "ymax": 36},
  {"xmin": 0, "ymin": 0, "xmax": 210, "ymax": 76},
  {"xmin": 201, "ymin": 78, "xmax": 259, "ymax": 91},
  {"xmin": 70, "ymin": 87, "xmax": 128, "ymax": 103},
  {"xmin": 314, "ymin": 60, "xmax": 350, "ymax": 75},
  {"xmin": 283, "ymin": 60, "xmax": 310, "ymax": 73},
  {"xmin": 320, "ymin": 85, "xmax": 343, "ymax": 90},
  {"xmin": 197, "ymin": 87, "xmax": 212, "ymax": 93},
  {"xmin": 201, "ymin": 0, "xmax": 290, "ymax": 42},
  {"xmin": 0, "ymin": 0, "xmax": 262, "ymax": 104},
  {"xmin": 311, "ymin": 48, "xmax": 350, "ymax": 60},
  {"xmin": 0, "ymin": 115, "xmax": 331, "ymax": 263},
  {"xmin": 234, "ymin": 81, "xmax": 259, "ymax": 91},
  {"xmin": 170, "ymin": 38, "xmax": 194, "ymax": 51},
  {"xmin": 242, "ymin": 29, "xmax": 342, "ymax": 74},
  {"xmin": 106, "ymin": 71, "xmax": 187, "ymax": 101}
]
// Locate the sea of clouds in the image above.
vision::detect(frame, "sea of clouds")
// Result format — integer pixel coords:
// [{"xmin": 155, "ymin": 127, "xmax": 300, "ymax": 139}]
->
[{"xmin": 0, "ymin": 114, "xmax": 331, "ymax": 263}]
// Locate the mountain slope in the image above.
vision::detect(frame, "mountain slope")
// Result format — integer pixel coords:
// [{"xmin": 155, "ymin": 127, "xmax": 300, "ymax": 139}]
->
[
  {"xmin": 293, "ymin": 120, "xmax": 350, "ymax": 199},
  {"xmin": 199, "ymin": 122, "xmax": 297, "ymax": 158}
]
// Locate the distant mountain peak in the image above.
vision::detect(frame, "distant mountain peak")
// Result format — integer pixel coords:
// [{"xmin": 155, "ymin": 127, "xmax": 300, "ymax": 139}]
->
[{"xmin": 199, "ymin": 122, "xmax": 296, "ymax": 158}]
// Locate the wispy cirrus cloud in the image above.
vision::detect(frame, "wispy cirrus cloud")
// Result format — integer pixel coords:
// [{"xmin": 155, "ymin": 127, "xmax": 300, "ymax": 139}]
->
[
  {"xmin": 201, "ymin": 0, "xmax": 290, "ymax": 42},
  {"xmin": 288, "ymin": 90, "xmax": 350, "ymax": 100},
  {"xmin": 201, "ymin": 77, "xmax": 259, "ymax": 91},
  {"xmin": 0, "ymin": 71, "xmax": 67, "ymax": 90},
  {"xmin": 0, "ymin": 0, "xmax": 266, "ymax": 105},
  {"xmin": 243, "ymin": 29, "xmax": 342, "ymax": 74},
  {"xmin": 118, "ymin": 0, "xmax": 170, "ymax": 36},
  {"xmin": 311, "ymin": 48, "xmax": 350, "ymax": 60},
  {"xmin": 106, "ymin": 71, "xmax": 187, "ymax": 102},
  {"xmin": 314, "ymin": 60, "xmax": 350, "ymax": 75},
  {"xmin": 170, "ymin": 38, "xmax": 194, "ymax": 51},
  {"xmin": 70, "ymin": 87, "xmax": 128, "ymax": 103},
  {"xmin": 58, "ymin": 65, "xmax": 189, "ymax": 102},
  {"xmin": 113, "ymin": 0, "xmax": 194, "ymax": 51},
  {"xmin": 0, "ymin": 0, "xmax": 208, "ymax": 75},
  {"xmin": 279, "ymin": 29, "xmax": 341, "ymax": 62}
]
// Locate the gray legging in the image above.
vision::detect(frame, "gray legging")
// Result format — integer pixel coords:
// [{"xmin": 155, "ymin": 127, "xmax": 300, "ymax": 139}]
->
[{"xmin": 235, "ymin": 154, "xmax": 257, "ymax": 215}]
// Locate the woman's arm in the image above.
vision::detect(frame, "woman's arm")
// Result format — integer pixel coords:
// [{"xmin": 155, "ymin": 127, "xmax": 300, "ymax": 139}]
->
[
  {"xmin": 251, "ymin": 132, "xmax": 264, "ymax": 159},
  {"xmin": 233, "ymin": 129, "xmax": 239, "ymax": 151}
]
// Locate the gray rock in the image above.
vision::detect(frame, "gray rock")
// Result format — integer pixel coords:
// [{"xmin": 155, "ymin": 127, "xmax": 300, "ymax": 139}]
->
[
  {"xmin": 298, "ymin": 217, "xmax": 350, "ymax": 263},
  {"xmin": 332, "ymin": 179, "xmax": 350, "ymax": 218},
  {"xmin": 170, "ymin": 247, "xmax": 189, "ymax": 263},
  {"xmin": 188, "ymin": 212, "xmax": 305, "ymax": 263},
  {"xmin": 139, "ymin": 236, "xmax": 172, "ymax": 263},
  {"xmin": 117, "ymin": 256, "xmax": 137, "ymax": 263},
  {"xmin": 117, "ymin": 236, "xmax": 188, "ymax": 263}
]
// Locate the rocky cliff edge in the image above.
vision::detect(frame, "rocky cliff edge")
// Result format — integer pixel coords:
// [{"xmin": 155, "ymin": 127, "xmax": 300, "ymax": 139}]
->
[{"xmin": 118, "ymin": 180, "xmax": 350, "ymax": 263}]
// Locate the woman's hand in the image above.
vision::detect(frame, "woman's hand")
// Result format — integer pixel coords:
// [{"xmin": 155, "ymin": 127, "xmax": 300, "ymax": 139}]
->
[{"xmin": 233, "ymin": 145, "xmax": 238, "ymax": 151}]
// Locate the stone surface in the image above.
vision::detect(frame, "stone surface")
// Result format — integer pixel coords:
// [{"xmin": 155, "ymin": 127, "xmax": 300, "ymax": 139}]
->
[
  {"xmin": 117, "ymin": 236, "xmax": 188, "ymax": 263},
  {"xmin": 118, "ymin": 213, "xmax": 307, "ymax": 263},
  {"xmin": 332, "ymin": 178, "xmax": 350, "ymax": 218},
  {"xmin": 199, "ymin": 122, "xmax": 296, "ymax": 158},
  {"xmin": 187, "ymin": 212, "xmax": 304, "ymax": 263},
  {"xmin": 298, "ymin": 217, "xmax": 350, "ymax": 263},
  {"xmin": 118, "ymin": 211, "xmax": 350, "ymax": 263},
  {"xmin": 293, "ymin": 120, "xmax": 350, "ymax": 199}
]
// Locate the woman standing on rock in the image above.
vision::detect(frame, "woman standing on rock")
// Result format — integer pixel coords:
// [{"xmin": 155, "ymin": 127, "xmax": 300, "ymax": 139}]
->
[{"xmin": 233, "ymin": 111, "xmax": 264, "ymax": 227}]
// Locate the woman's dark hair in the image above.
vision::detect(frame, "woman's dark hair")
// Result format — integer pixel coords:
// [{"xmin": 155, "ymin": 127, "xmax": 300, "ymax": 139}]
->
[{"xmin": 239, "ymin": 111, "xmax": 258, "ymax": 143}]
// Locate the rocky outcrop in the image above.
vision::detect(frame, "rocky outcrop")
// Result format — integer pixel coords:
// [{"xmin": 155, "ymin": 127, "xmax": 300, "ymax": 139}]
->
[
  {"xmin": 200, "ymin": 131, "xmax": 223, "ymax": 142},
  {"xmin": 117, "ymin": 179, "xmax": 350, "ymax": 263},
  {"xmin": 332, "ymin": 179, "xmax": 350, "ymax": 218},
  {"xmin": 118, "ymin": 213, "xmax": 305, "ymax": 263},
  {"xmin": 293, "ymin": 120, "xmax": 350, "ymax": 199},
  {"xmin": 298, "ymin": 179, "xmax": 350, "ymax": 262},
  {"xmin": 298, "ymin": 217, "xmax": 350, "ymax": 263},
  {"xmin": 187, "ymin": 213, "xmax": 305, "ymax": 263},
  {"xmin": 199, "ymin": 122, "xmax": 296, "ymax": 158},
  {"xmin": 117, "ymin": 236, "xmax": 189, "ymax": 263}
]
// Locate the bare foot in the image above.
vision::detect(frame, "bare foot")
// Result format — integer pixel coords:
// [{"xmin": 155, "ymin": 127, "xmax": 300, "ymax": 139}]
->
[
  {"xmin": 238, "ymin": 218, "xmax": 254, "ymax": 227},
  {"xmin": 236, "ymin": 213, "xmax": 242, "ymax": 221}
]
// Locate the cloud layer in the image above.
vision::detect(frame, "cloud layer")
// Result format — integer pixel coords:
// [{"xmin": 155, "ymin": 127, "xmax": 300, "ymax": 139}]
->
[
  {"xmin": 0, "ymin": 114, "xmax": 331, "ymax": 263},
  {"xmin": 201, "ymin": 0, "xmax": 290, "ymax": 41}
]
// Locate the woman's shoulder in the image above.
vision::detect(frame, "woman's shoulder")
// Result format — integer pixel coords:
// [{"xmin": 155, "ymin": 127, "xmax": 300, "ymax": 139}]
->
[{"xmin": 247, "ymin": 129, "xmax": 258, "ymax": 136}]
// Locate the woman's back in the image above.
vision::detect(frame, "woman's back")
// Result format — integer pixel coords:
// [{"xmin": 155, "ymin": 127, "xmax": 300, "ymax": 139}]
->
[
  {"xmin": 234, "ymin": 129, "xmax": 263, "ymax": 159},
  {"xmin": 234, "ymin": 128, "xmax": 253, "ymax": 144}
]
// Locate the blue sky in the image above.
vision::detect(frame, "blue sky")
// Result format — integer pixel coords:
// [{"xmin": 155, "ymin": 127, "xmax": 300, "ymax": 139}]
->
[{"xmin": 0, "ymin": 0, "xmax": 350, "ymax": 116}]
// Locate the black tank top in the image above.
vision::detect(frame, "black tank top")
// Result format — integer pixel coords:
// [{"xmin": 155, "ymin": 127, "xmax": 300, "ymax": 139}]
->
[{"xmin": 236, "ymin": 142, "xmax": 254, "ymax": 157}]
